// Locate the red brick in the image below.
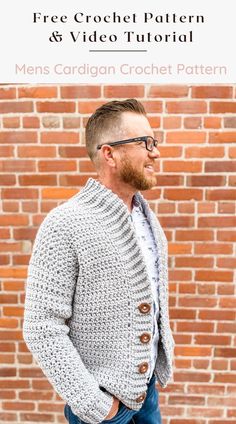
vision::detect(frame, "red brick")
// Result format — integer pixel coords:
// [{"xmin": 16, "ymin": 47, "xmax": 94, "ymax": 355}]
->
[
  {"xmin": 61, "ymin": 85, "xmax": 101, "ymax": 98},
  {"xmin": 214, "ymin": 374, "xmax": 236, "ymax": 384},
  {"xmin": 104, "ymin": 85, "xmax": 144, "ymax": 98},
  {"xmin": 206, "ymin": 189, "xmax": 236, "ymax": 201},
  {"xmin": 42, "ymin": 188, "xmax": 78, "ymax": 199},
  {"xmin": 18, "ymin": 146, "xmax": 56, "ymax": 157},
  {"xmin": 0, "ymin": 160, "xmax": 36, "ymax": 172},
  {"xmin": 159, "ymin": 216, "xmax": 194, "ymax": 228},
  {"xmin": 217, "ymin": 258, "xmax": 236, "ymax": 269},
  {"xmin": 19, "ymin": 86, "xmax": 57, "ymax": 98},
  {"xmin": 19, "ymin": 391, "xmax": 53, "ymax": 400},
  {"xmin": 195, "ymin": 335, "xmax": 231, "ymax": 345},
  {"xmin": 3, "ymin": 117, "xmax": 20, "ymax": 128},
  {"xmin": 63, "ymin": 117, "xmax": 81, "ymax": 128},
  {"xmin": 204, "ymin": 117, "xmax": 221, "ymax": 128},
  {"xmin": 0, "ymin": 368, "xmax": 16, "ymax": 377},
  {"xmin": 36, "ymin": 101, "xmax": 75, "ymax": 113},
  {"xmin": 0, "ymin": 102, "xmax": 33, "ymax": 114},
  {"xmin": 217, "ymin": 231, "xmax": 236, "ymax": 242},
  {"xmin": 78, "ymin": 101, "xmax": 105, "ymax": 113},
  {"xmin": 0, "ymin": 412, "xmax": 17, "ymax": 421},
  {"xmin": 229, "ymin": 176, "xmax": 236, "ymax": 186},
  {"xmin": 177, "ymin": 322, "xmax": 215, "ymax": 333},
  {"xmin": 185, "ymin": 146, "xmax": 224, "ymax": 158},
  {"xmin": 154, "ymin": 175, "xmax": 183, "ymax": 186},
  {"xmin": 0, "ymin": 87, "xmax": 16, "ymax": 99},
  {"xmin": 192, "ymin": 86, "xmax": 233, "ymax": 98},
  {"xmin": 0, "ymin": 390, "xmax": 16, "ymax": 399},
  {"xmin": 23, "ymin": 117, "xmax": 40, "ymax": 128},
  {"xmin": 2, "ymin": 401, "xmax": 34, "ymax": 411},
  {"xmin": 2, "ymin": 188, "xmax": 38, "ymax": 199},
  {"xmin": 199, "ymin": 216, "xmax": 236, "ymax": 227},
  {"xmin": 148, "ymin": 85, "xmax": 188, "ymax": 98},
  {"xmin": 3, "ymin": 280, "xmax": 25, "ymax": 291},
  {"xmin": 59, "ymin": 175, "xmax": 94, "ymax": 186},
  {"xmin": 163, "ymin": 161, "xmax": 202, "ymax": 173},
  {"xmin": 219, "ymin": 298, "xmax": 236, "ymax": 308},
  {"xmin": 158, "ymin": 146, "xmax": 182, "ymax": 157},
  {"xmin": 20, "ymin": 413, "xmax": 54, "ymax": 422},
  {"xmin": 0, "ymin": 132, "xmax": 37, "ymax": 144},
  {"xmin": 164, "ymin": 189, "xmax": 203, "ymax": 201},
  {"xmin": 0, "ymin": 215, "xmax": 28, "ymax": 226},
  {"xmin": 163, "ymin": 116, "xmax": 181, "ymax": 129},
  {"xmin": 19, "ymin": 368, "xmax": 45, "ymax": 378},
  {"xmin": 0, "ymin": 380, "xmax": 29, "ymax": 389},
  {"xmin": 59, "ymin": 146, "xmax": 88, "ymax": 157},
  {"xmin": 166, "ymin": 132, "xmax": 206, "ymax": 144},
  {"xmin": 147, "ymin": 116, "xmax": 160, "ymax": 128},
  {"xmin": 196, "ymin": 271, "xmax": 233, "ymax": 282},
  {"xmin": 0, "ymin": 146, "xmax": 14, "ymax": 157},
  {"xmin": 184, "ymin": 117, "xmax": 202, "ymax": 129},
  {"xmin": 190, "ymin": 383, "xmax": 224, "ymax": 396},
  {"xmin": 174, "ymin": 372, "xmax": 210, "ymax": 382},
  {"xmin": 169, "ymin": 395, "xmax": 205, "ymax": 405},
  {"xmin": 177, "ymin": 296, "xmax": 217, "ymax": 308},
  {"xmin": 38, "ymin": 160, "xmax": 76, "ymax": 172},
  {"xmin": 199, "ymin": 309, "xmax": 235, "ymax": 321},
  {"xmin": 166, "ymin": 101, "xmax": 207, "ymax": 114},
  {"xmin": 209, "ymin": 131, "xmax": 236, "ymax": 143},
  {"xmin": 224, "ymin": 117, "xmax": 236, "ymax": 127},
  {"xmin": 19, "ymin": 175, "xmax": 57, "ymax": 186},
  {"xmin": 2, "ymin": 202, "xmax": 19, "ymax": 213},
  {"xmin": 40, "ymin": 132, "xmax": 79, "ymax": 144},
  {"xmin": 205, "ymin": 161, "xmax": 236, "ymax": 172},
  {"xmin": 195, "ymin": 243, "xmax": 232, "ymax": 254},
  {"xmin": 169, "ymin": 418, "xmax": 205, "ymax": 424},
  {"xmin": 188, "ymin": 176, "xmax": 225, "ymax": 186},
  {"xmin": 210, "ymin": 102, "xmax": 236, "ymax": 113},
  {"xmin": 0, "ymin": 175, "xmax": 16, "ymax": 185},
  {"xmin": 3, "ymin": 307, "xmax": 24, "ymax": 317}
]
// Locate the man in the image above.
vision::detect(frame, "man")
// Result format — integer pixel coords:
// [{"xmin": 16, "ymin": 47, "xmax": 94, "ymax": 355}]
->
[{"xmin": 23, "ymin": 98, "xmax": 175, "ymax": 424}]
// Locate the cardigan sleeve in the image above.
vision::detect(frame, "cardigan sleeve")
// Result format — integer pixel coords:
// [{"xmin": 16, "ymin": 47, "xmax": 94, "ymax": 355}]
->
[{"xmin": 23, "ymin": 207, "xmax": 113, "ymax": 424}]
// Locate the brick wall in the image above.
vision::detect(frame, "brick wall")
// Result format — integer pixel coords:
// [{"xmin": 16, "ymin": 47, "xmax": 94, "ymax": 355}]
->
[{"xmin": 0, "ymin": 84, "xmax": 236, "ymax": 424}]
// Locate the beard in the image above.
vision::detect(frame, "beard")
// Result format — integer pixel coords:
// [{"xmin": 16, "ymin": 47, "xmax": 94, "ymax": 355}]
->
[{"xmin": 119, "ymin": 156, "xmax": 156, "ymax": 191}]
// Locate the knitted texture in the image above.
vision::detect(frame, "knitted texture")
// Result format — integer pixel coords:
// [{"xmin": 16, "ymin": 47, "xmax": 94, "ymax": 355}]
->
[{"xmin": 23, "ymin": 178, "xmax": 174, "ymax": 424}]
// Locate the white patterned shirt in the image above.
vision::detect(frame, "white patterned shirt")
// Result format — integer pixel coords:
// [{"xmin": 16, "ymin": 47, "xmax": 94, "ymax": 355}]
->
[{"xmin": 130, "ymin": 197, "xmax": 159, "ymax": 382}]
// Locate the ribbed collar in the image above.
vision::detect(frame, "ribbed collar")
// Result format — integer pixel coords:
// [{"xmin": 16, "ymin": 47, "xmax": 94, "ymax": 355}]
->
[{"xmin": 77, "ymin": 177, "xmax": 150, "ymax": 216}]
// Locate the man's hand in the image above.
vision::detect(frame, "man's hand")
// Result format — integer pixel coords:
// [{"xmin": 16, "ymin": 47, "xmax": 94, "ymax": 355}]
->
[{"xmin": 104, "ymin": 396, "xmax": 120, "ymax": 420}]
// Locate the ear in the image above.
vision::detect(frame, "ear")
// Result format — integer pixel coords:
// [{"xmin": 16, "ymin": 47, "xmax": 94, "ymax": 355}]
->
[{"xmin": 100, "ymin": 145, "xmax": 117, "ymax": 168}]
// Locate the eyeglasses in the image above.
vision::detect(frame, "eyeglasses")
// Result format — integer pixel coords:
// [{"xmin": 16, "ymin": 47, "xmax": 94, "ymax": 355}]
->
[{"xmin": 96, "ymin": 136, "xmax": 159, "ymax": 152}]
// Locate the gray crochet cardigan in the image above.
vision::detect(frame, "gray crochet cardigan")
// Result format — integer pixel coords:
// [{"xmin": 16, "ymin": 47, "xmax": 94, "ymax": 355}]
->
[{"xmin": 23, "ymin": 178, "xmax": 174, "ymax": 424}]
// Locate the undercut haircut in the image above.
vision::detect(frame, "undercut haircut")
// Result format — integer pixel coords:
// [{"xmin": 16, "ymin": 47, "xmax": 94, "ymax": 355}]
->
[{"xmin": 85, "ymin": 98, "xmax": 146, "ymax": 164}]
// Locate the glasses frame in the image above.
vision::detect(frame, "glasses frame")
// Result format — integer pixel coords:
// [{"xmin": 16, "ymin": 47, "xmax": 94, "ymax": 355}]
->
[{"xmin": 96, "ymin": 136, "xmax": 159, "ymax": 152}]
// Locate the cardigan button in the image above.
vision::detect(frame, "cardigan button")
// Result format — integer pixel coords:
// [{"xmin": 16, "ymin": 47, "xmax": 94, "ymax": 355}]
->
[
  {"xmin": 138, "ymin": 303, "xmax": 151, "ymax": 314},
  {"xmin": 138, "ymin": 362, "xmax": 149, "ymax": 374},
  {"xmin": 140, "ymin": 333, "xmax": 151, "ymax": 344},
  {"xmin": 135, "ymin": 393, "xmax": 146, "ymax": 403}
]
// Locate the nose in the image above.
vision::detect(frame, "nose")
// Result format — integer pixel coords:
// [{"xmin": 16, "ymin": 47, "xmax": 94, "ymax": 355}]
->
[{"xmin": 149, "ymin": 146, "xmax": 160, "ymax": 159}]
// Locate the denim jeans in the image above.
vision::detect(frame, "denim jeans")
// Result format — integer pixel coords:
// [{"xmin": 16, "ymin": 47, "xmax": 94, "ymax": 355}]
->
[{"xmin": 64, "ymin": 373, "xmax": 162, "ymax": 424}]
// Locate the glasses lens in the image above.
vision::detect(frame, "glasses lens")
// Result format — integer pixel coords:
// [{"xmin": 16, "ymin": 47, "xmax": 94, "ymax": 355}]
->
[{"xmin": 146, "ymin": 137, "xmax": 154, "ymax": 151}]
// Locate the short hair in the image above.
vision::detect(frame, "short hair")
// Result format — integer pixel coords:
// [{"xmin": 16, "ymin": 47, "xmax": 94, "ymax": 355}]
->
[{"xmin": 85, "ymin": 98, "xmax": 146, "ymax": 164}]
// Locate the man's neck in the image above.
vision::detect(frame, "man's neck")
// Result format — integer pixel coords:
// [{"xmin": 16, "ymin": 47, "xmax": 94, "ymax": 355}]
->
[{"xmin": 97, "ymin": 177, "xmax": 136, "ymax": 213}]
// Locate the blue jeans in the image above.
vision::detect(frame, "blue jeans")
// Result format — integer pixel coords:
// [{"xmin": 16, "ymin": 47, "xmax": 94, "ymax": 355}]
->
[{"xmin": 64, "ymin": 374, "xmax": 162, "ymax": 424}]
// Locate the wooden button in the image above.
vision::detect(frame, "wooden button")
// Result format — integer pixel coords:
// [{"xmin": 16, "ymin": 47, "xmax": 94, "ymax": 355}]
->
[
  {"xmin": 138, "ymin": 303, "xmax": 151, "ymax": 314},
  {"xmin": 140, "ymin": 333, "xmax": 151, "ymax": 344},
  {"xmin": 138, "ymin": 362, "xmax": 149, "ymax": 374},
  {"xmin": 135, "ymin": 393, "xmax": 146, "ymax": 403}
]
